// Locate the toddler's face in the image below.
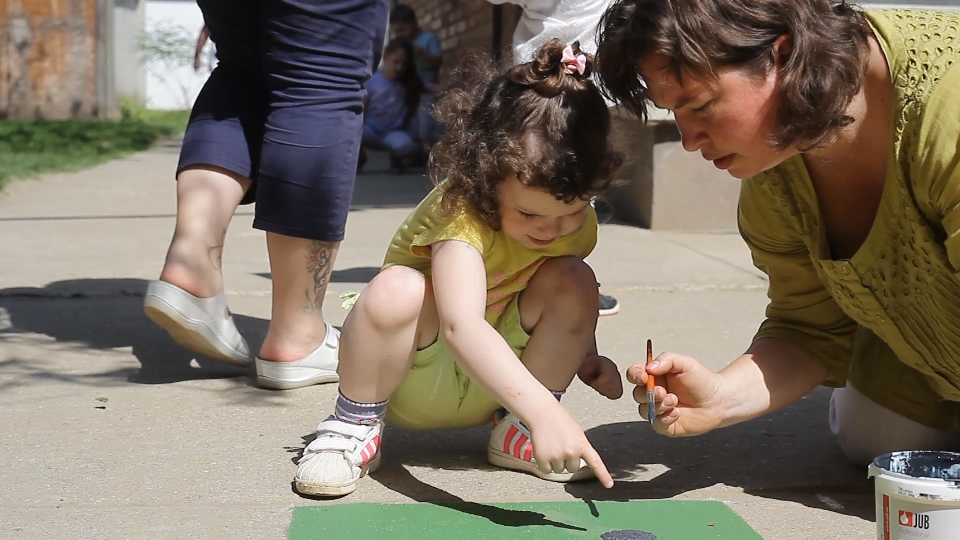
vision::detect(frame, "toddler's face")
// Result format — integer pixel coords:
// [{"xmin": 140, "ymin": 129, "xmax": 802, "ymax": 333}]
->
[{"xmin": 496, "ymin": 175, "xmax": 590, "ymax": 250}]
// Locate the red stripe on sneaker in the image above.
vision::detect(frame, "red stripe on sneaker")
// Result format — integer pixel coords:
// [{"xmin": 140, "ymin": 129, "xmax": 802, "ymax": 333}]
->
[
  {"xmin": 522, "ymin": 441, "xmax": 533, "ymax": 462},
  {"xmin": 512, "ymin": 433, "xmax": 528, "ymax": 458},
  {"xmin": 360, "ymin": 435, "xmax": 381, "ymax": 466},
  {"xmin": 503, "ymin": 426, "xmax": 519, "ymax": 454}
]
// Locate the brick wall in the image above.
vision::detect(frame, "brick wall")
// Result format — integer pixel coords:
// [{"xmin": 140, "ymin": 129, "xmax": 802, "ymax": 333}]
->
[
  {"xmin": 398, "ymin": 0, "xmax": 520, "ymax": 80},
  {"xmin": 1, "ymin": 0, "xmax": 101, "ymax": 119}
]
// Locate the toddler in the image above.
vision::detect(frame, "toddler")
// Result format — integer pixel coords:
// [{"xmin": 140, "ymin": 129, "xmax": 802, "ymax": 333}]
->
[{"xmin": 296, "ymin": 40, "xmax": 623, "ymax": 497}]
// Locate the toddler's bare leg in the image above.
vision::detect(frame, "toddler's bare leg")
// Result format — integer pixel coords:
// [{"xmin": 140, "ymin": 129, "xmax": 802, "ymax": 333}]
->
[
  {"xmin": 516, "ymin": 256, "xmax": 599, "ymax": 391},
  {"xmin": 337, "ymin": 265, "xmax": 440, "ymax": 402}
]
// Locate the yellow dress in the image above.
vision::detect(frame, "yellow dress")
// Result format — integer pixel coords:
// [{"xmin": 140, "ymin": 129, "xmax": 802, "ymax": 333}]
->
[
  {"xmin": 379, "ymin": 186, "xmax": 597, "ymax": 429},
  {"xmin": 384, "ymin": 186, "xmax": 597, "ymax": 325}
]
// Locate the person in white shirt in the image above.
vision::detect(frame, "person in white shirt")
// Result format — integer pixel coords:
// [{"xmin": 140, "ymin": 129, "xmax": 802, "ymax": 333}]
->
[{"xmin": 489, "ymin": 0, "xmax": 615, "ymax": 61}]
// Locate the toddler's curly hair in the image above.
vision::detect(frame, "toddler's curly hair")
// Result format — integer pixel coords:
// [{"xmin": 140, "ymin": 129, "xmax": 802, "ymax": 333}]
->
[{"xmin": 429, "ymin": 40, "xmax": 622, "ymax": 230}]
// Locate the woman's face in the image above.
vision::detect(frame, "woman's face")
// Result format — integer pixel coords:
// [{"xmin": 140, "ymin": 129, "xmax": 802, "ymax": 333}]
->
[
  {"xmin": 637, "ymin": 53, "xmax": 799, "ymax": 179},
  {"xmin": 382, "ymin": 49, "xmax": 409, "ymax": 81}
]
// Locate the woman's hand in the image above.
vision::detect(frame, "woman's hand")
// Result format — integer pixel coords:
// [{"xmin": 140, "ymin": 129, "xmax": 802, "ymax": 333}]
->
[
  {"xmin": 627, "ymin": 339, "xmax": 828, "ymax": 436},
  {"xmin": 577, "ymin": 354, "xmax": 623, "ymax": 399},
  {"xmin": 626, "ymin": 352, "xmax": 726, "ymax": 437}
]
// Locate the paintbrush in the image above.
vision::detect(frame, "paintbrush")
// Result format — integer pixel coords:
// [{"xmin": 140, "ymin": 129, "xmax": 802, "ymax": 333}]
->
[{"xmin": 646, "ymin": 339, "xmax": 655, "ymax": 424}]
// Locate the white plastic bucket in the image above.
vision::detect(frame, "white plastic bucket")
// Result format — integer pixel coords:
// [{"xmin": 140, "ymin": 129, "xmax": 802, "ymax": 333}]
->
[{"xmin": 868, "ymin": 451, "xmax": 960, "ymax": 540}]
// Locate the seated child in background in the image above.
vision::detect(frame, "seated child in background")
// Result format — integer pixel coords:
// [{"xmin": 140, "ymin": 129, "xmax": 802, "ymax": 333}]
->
[
  {"xmin": 390, "ymin": 3, "xmax": 444, "ymax": 148},
  {"xmin": 360, "ymin": 38, "xmax": 423, "ymax": 173},
  {"xmin": 294, "ymin": 40, "xmax": 624, "ymax": 497}
]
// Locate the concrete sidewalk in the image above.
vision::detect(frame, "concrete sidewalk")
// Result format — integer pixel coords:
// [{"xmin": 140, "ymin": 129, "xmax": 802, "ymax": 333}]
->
[{"xmin": 0, "ymin": 141, "xmax": 876, "ymax": 539}]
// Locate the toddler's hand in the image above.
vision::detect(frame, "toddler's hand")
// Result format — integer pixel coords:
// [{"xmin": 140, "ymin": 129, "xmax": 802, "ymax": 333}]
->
[
  {"xmin": 577, "ymin": 354, "xmax": 623, "ymax": 399},
  {"xmin": 529, "ymin": 408, "xmax": 614, "ymax": 488}
]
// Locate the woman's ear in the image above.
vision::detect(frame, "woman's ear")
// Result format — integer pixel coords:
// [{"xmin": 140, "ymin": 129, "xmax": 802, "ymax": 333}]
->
[{"xmin": 772, "ymin": 34, "xmax": 794, "ymax": 68}]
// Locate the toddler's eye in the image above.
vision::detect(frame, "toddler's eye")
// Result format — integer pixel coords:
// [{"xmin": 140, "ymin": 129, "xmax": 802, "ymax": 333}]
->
[{"xmin": 519, "ymin": 211, "xmax": 537, "ymax": 220}]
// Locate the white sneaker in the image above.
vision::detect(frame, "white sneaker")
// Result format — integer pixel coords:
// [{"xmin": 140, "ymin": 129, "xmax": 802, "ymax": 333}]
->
[
  {"xmin": 294, "ymin": 416, "xmax": 383, "ymax": 497},
  {"xmin": 487, "ymin": 410, "xmax": 595, "ymax": 482},
  {"xmin": 143, "ymin": 280, "xmax": 252, "ymax": 366},
  {"xmin": 255, "ymin": 321, "xmax": 340, "ymax": 390}
]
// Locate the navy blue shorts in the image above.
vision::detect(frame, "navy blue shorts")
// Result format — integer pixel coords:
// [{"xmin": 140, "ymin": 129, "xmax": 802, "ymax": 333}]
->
[{"xmin": 179, "ymin": 0, "xmax": 389, "ymax": 242}]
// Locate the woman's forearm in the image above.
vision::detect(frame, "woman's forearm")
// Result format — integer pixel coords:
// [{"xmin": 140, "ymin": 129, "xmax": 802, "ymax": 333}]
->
[{"xmin": 716, "ymin": 337, "xmax": 828, "ymax": 427}]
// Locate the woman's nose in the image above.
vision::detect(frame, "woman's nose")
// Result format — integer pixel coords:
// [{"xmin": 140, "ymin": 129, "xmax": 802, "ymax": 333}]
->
[{"xmin": 678, "ymin": 119, "xmax": 708, "ymax": 152}]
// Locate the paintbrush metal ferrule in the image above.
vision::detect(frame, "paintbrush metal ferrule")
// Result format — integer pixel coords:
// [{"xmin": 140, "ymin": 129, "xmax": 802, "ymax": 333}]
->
[{"xmin": 647, "ymin": 392, "xmax": 655, "ymax": 424}]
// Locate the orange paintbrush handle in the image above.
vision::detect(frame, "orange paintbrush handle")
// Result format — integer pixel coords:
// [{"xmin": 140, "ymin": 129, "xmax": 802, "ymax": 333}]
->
[
  {"xmin": 646, "ymin": 339, "xmax": 656, "ymax": 424},
  {"xmin": 645, "ymin": 339, "xmax": 655, "ymax": 390}
]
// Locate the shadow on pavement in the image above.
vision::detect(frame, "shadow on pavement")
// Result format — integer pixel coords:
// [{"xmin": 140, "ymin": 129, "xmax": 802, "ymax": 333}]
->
[
  {"xmin": 567, "ymin": 388, "xmax": 875, "ymax": 521},
  {"xmin": 304, "ymin": 387, "xmax": 874, "ymax": 524},
  {"xmin": 369, "ymin": 464, "xmax": 589, "ymax": 531},
  {"xmin": 289, "ymin": 423, "xmax": 493, "ymax": 471},
  {"xmin": 0, "ymin": 278, "xmax": 263, "ymax": 386},
  {"xmin": 292, "ymin": 426, "xmax": 586, "ymax": 530}
]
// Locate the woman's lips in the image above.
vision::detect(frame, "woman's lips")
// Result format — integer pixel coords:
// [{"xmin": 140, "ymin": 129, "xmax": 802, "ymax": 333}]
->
[{"xmin": 711, "ymin": 154, "xmax": 734, "ymax": 170}]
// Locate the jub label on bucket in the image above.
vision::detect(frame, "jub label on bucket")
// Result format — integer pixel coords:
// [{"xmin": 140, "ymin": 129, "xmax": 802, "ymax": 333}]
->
[
  {"xmin": 898, "ymin": 510, "xmax": 928, "ymax": 529},
  {"xmin": 881, "ymin": 495, "xmax": 960, "ymax": 540}
]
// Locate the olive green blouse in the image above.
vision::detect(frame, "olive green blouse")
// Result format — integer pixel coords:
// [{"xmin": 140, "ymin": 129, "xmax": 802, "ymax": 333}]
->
[{"xmin": 739, "ymin": 10, "xmax": 960, "ymax": 430}]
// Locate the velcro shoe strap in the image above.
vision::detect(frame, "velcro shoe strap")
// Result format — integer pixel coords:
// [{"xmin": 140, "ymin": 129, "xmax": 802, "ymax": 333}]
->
[{"xmin": 316, "ymin": 418, "xmax": 371, "ymax": 439}]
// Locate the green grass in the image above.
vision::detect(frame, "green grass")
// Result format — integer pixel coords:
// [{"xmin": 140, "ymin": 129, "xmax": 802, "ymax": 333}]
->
[{"xmin": 0, "ymin": 109, "xmax": 190, "ymax": 191}]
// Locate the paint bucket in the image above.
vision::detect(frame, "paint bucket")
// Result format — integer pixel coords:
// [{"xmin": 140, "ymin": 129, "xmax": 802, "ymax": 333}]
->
[{"xmin": 868, "ymin": 451, "xmax": 960, "ymax": 540}]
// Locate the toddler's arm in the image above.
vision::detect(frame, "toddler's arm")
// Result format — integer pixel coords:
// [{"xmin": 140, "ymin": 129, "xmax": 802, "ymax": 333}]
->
[
  {"xmin": 431, "ymin": 239, "xmax": 613, "ymax": 487},
  {"xmin": 430, "ymin": 240, "xmax": 562, "ymax": 422}
]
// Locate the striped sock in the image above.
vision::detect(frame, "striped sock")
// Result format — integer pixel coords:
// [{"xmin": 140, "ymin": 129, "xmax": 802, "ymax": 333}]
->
[{"xmin": 334, "ymin": 391, "xmax": 388, "ymax": 425}]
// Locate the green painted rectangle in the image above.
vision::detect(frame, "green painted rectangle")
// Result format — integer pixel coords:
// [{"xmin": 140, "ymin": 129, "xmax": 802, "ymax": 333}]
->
[{"xmin": 290, "ymin": 500, "xmax": 763, "ymax": 540}]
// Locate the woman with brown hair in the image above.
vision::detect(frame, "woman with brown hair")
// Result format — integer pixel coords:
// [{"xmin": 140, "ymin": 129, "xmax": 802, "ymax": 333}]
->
[{"xmin": 596, "ymin": 0, "xmax": 960, "ymax": 465}]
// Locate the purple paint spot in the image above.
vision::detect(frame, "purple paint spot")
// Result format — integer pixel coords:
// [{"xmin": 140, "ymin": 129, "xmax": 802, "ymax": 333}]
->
[{"xmin": 601, "ymin": 530, "xmax": 657, "ymax": 540}]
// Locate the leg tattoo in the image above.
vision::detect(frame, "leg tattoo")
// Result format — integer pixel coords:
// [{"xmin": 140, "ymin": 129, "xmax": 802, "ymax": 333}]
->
[
  {"xmin": 304, "ymin": 240, "xmax": 333, "ymax": 318},
  {"xmin": 207, "ymin": 227, "xmax": 227, "ymax": 271}
]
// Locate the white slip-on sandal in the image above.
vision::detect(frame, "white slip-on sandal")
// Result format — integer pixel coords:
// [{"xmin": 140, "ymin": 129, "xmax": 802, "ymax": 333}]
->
[
  {"xmin": 143, "ymin": 280, "xmax": 252, "ymax": 366},
  {"xmin": 255, "ymin": 321, "xmax": 340, "ymax": 390}
]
